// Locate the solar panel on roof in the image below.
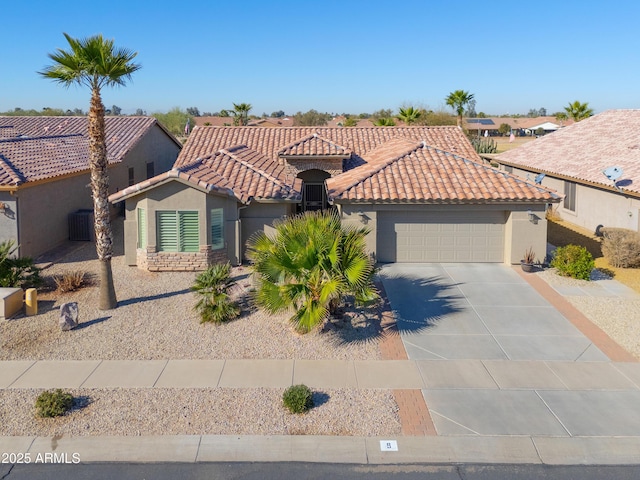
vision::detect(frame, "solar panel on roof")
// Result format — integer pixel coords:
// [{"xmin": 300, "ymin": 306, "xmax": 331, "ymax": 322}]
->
[
  {"xmin": 467, "ymin": 119, "xmax": 480, "ymax": 124},
  {"xmin": 479, "ymin": 119, "xmax": 495, "ymax": 125}
]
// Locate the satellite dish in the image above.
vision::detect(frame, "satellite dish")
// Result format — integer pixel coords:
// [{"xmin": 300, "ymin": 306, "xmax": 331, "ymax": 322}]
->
[
  {"xmin": 602, "ymin": 166, "xmax": 624, "ymax": 191},
  {"xmin": 535, "ymin": 173, "xmax": 546, "ymax": 184},
  {"xmin": 602, "ymin": 166, "xmax": 623, "ymax": 182}
]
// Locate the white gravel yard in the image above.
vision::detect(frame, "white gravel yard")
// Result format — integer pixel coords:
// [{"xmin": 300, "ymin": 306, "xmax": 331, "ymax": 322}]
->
[
  {"xmin": 0, "ymin": 388, "xmax": 400, "ymax": 437},
  {"xmin": 0, "ymin": 223, "xmax": 398, "ymax": 437},
  {"xmin": 0, "ymin": 236, "xmax": 383, "ymax": 361},
  {"xmin": 536, "ymin": 268, "xmax": 640, "ymax": 359}
]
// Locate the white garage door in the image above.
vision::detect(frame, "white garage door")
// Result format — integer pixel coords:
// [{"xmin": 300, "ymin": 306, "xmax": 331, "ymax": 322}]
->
[{"xmin": 377, "ymin": 211, "xmax": 505, "ymax": 263}]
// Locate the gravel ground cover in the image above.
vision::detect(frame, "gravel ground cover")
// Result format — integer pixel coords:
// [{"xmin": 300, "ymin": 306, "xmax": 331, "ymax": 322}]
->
[
  {"xmin": 0, "ymin": 222, "xmax": 399, "ymax": 437},
  {"xmin": 536, "ymin": 268, "xmax": 640, "ymax": 359},
  {"xmin": 0, "ymin": 388, "xmax": 399, "ymax": 437}
]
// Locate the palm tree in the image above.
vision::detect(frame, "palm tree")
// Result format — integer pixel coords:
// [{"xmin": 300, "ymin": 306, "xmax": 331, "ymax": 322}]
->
[
  {"xmin": 374, "ymin": 118, "xmax": 396, "ymax": 126},
  {"xmin": 191, "ymin": 262, "xmax": 240, "ymax": 324},
  {"xmin": 247, "ymin": 211, "xmax": 377, "ymax": 333},
  {"xmin": 445, "ymin": 90, "xmax": 475, "ymax": 127},
  {"xmin": 231, "ymin": 102, "xmax": 252, "ymax": 126},
  {"xmin": 564, "ymin": 101, "xmax": 593, "ymax": 122},
  {"xmin": 40, "ymin": 33, "xmax": 141, "ymax": 310},
  {"xmin": 396, "ymin": 106, "xmax": 422, "ymax": 125}
]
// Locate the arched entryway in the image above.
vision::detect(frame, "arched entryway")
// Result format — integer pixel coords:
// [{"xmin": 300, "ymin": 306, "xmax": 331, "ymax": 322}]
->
[{"xmin": 297, "ymin": 169, "xmax": 331, "ymax": 211}]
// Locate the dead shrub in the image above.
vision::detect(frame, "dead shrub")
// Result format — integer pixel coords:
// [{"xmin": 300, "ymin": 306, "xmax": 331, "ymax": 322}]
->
[
  {"xmin": 54, "ymin": 271, "xmax": 88, "ymax": 292},
  {"xmin": 545, "ymin": 205, "xmax": 562, "ymax": 222},
  {"xmin": 601, "ymin": 228, "xmax": 640, "ymax": 268}
]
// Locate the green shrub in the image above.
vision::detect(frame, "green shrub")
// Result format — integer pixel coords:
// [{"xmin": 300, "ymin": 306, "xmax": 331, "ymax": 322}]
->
[
  {"xmin": 0, "ymin": 240, "xmax": 42, "ymax": 288},
  {"xmin": 192, "ymin": 262, "xmax": 240, "ymax": 324},
  {"xmin": 551, "ymin": 244, "xmax": 595, "ymax": 280},
  {"xmin": 283, "ymin": 384, "xmax": 314, "ymax": 414},
  {"xmin": 601, "ymin": 228, "xmax": 640, "ymax": 268},
  {"xmin": 471, "ymin": 137, "xmax": 498, "ymax": 154},
  {"xmin": 35, "ymin": 389, "xmax": 73, "ymax": 418}
]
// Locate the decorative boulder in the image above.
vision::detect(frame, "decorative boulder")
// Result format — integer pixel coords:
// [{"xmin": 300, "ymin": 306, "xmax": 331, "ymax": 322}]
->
[{"xmin": 59, "ymin": 302, "xmax": 79, "ymax": 331}]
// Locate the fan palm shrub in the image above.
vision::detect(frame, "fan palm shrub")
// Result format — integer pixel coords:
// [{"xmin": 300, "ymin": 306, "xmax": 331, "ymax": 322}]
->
[
  {"xmin": 247, "ymin": 210, "xmax": 378, "ymax": 333},
  {"xmin": 0, "ymin": 240, "xmax": 42, "ymax": 288},
  {"xmin": 192, "ymin": 262, "xmax": 240, "ymax": 324}
]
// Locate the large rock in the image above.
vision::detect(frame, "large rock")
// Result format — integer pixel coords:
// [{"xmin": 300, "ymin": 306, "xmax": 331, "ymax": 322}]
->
[{"xmin": 59, "ymin": 302, "xmax": 79, "ymax": 331}]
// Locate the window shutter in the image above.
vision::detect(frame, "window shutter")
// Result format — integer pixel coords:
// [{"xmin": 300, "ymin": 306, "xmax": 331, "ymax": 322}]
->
[
  {"xmin": 137, "ymin": 208, "xmax": 147, "ymax": 249},
  {"xmin": 179, "ymin": 211, "xmax": 200, "ymax": 252},
  {"xmin": 210, "ymin": 208, "xmax": 224, "ymax": 250},
  {"xmin": 157, "ymin": 211, "xmax": 178, "ymax": 252}
]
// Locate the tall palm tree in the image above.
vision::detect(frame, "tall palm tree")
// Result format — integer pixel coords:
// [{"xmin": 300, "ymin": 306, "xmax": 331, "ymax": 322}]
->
[
  {"xmin": 396, "ymin": 106, "xmax": 422, "ymax": 125},
  {"xmin": 40, "ymin": 33, "xmax": 141, "ymax": 310},
  {"xmin": 232, "ymin": 102, "xmax": 252, "ymax": 126},
  {"xmin": 445, "ymin": 90, "xmax": 475, "ymax": 127},
  {"xmin": 564, "ymin": 100, "xmax": 593, "ymax": 122},
  {"xmin": 247, "ymin": 211, "xmax": 377, "ymax": 333}
]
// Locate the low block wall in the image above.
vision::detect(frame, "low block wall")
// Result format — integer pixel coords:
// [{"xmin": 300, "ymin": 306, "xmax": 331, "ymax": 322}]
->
[{"xmin": 137, "ymin": 246, "xmax": 228, "ymax": 272}]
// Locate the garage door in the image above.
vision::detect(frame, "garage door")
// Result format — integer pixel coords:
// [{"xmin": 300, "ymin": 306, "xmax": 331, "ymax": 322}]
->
[{"xmin": 377, "ymin": 211, "xmax": 505, "ymax": 263}]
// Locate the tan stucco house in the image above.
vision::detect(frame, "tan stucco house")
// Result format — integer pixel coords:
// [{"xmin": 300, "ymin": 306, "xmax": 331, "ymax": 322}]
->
[
  {"xmin": 109, "ymin": 126, "xmax": 559, "ymax": 271},
  {"xmin": 493, "ymin": 110, "xmax": 640, "ymax": 234},
  {"xmin": 0, "ymin": 116, "xmax": 181, "ymax": 258}
]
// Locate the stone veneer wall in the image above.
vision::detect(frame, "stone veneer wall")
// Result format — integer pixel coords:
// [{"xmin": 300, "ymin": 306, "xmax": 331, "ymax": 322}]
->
[
  {"xmin": 137, "ymin": 245, "xmax": 228, "ymax": 272},
  {"xmin": 282, "ymin": 158, "xmax": 344, "ymax": 177}
]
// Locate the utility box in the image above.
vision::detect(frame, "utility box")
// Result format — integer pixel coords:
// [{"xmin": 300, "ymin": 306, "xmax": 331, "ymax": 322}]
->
[
  {"xmin": 0, "ymin": 288, "xmax": 22, "ymax": 320},
  {"xmin": 68, "ymin": 209, "xmax": 95, "ymax": 241}
]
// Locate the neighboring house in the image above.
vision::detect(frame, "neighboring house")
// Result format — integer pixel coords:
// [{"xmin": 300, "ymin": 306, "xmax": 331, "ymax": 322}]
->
[
  {"xmin": 0, "ymin": 116, "xmax": 181, "ymax": 258},
  {"xmin": 465, "ymin": 116, "xmax": 574, "ymax": 136},
  {"xmin": 493, "ymin": 110, "xmax": 640, "ymax": 234},
  {"xmin": 109, "ymin": 126, "xmax": 559, "ymax": 271}
]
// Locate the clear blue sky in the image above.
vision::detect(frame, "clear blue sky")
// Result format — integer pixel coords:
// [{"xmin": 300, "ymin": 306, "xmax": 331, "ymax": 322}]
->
[{"xmin": 2, "ymin": 0, "xmax": 639, "ymax": 116}]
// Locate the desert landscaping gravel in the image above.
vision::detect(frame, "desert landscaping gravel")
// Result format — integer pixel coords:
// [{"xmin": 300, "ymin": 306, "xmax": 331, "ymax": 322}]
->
[
  {"xmin": 0, "ymin": 225, "xmax": 398, "ymax": 437},
  {"xmin": 536, "ymin": 268, "xmax": 640, "ymax": 358},
  {"xmin": 0, "ymin": 388, "xmax": 399, "ymax": 437}
]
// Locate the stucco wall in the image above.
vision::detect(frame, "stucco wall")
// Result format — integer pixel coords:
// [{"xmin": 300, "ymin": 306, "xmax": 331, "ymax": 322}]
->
[
  {"xmin": 240, "ymin": 202, "xmax": 293, "ymax": 261},
  {"xmin": 506, "ymin": 166, "xmax": 640, "ymax": 233},
  {"xmin": 123, "ymin": 180, "xmax": 243, "ymax": 269}
]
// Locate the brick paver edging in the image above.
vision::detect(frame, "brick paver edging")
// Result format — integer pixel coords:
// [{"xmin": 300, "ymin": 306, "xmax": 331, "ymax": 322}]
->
[
  {"xmin": 515, "ymin": 267, "xmax": 638, "ymax": 362},
  {"xmin": 375, "ymin": 280, "xmax": 437, "ymax": 436}
]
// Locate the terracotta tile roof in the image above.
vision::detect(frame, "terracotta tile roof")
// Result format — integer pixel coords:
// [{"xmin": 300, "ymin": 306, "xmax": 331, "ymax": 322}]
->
[
  {"xmin": 113, "ymin": 125, "xmax": 557, "ymax": 205},
  {"xmin": 176, "ymin": 126, "xmax": 479, "ymax": 167},
  {"xmin": 193, "ymin": 117, "xmax": 295, "ymax": 128},
  {"xmin": 0, "ymin": 116, "xmax": 176, "ymax": 187},
  {"xmin": 109, "ymin": 144, "xmax": 301, "ymax": 204},
  {"xmin": 326, "ymin": 140, "xmax": 560, "ymax": 203},
  {"xmin": 277, "ymin": 133, "xmax": 352, "ymax": 158},
  {"xmin": 494, "ymin": 110, "xmax": 640, "ymax": 196}
]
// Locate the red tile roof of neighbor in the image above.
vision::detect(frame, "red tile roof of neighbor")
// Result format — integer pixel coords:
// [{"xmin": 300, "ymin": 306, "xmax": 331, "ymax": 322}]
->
[
  {"xmin": 110, "ymin": 126, "xmax": 559, "ymax": 205},
  {"xmin": 0, "ymin": 116, "xmax": 176, "ymax": 187},
  {"xmin": 494, "ymin": 110, "xmax": 640, "ymax": 196}
]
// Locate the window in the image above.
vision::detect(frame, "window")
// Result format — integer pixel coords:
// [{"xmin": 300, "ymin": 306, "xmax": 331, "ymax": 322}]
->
[
  {"xmin": 146, "ymin": 161, "xmax": 155, "ymax": 179},
  {"xmin": 128, "ymin": 167, "xmax": 135, "ymax": 186},
  {"xmin": 564, "ymin": 181, "xmax": 576, "ymax": 211},
  {"xmin": 210, "ymin": 208, "xmax": 224, "ymax": 249},
  {"xmin": 156, "ymin": 210, "xmax": 199, "ymax": 252},
  {"xmin": 137, "ymin": 208, "xmax": 147, "ymax": 249}
]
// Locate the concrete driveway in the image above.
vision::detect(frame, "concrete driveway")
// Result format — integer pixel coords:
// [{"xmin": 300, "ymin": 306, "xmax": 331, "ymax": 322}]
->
[
  {"xmin": 378, "ymin": 263, "xmax": 607, "ymax": 362},
  {"xmin": 378, "ymin": 263, "xmax": 640, "ymax": 438}
]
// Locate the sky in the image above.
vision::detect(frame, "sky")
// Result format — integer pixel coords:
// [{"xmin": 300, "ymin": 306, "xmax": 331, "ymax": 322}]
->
[{"xmin": 2, "ymin": 0, "xmax": 639, "ymax": 117}]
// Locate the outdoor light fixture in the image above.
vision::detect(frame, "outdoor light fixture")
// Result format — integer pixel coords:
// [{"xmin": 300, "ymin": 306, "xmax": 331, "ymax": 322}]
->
[
  {"xmin": 0, "ymin": 202, "xmax": 6, "ymax": 213},
  {"xmin": 527, "ymin": 210, "xmax": 537, "ymax": 224}
]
